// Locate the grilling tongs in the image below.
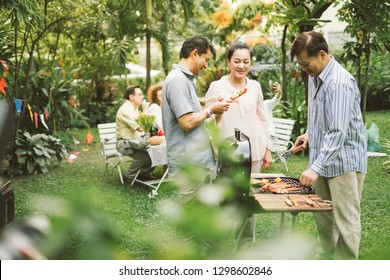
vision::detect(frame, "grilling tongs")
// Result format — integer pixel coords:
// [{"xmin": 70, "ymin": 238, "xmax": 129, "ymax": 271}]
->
[{"xmin": 274, "ymin": 144, "xmax": 305, "ymax": 163}]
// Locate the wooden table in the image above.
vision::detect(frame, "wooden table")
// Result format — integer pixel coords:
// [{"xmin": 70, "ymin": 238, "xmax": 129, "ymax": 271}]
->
[
  {"xmin": 249, "ymin": 173, "xmax": 332, "ymax": 219},
  {"xmin": 253, "ymin": 193, "xmax": 332, "ymax": 213}
]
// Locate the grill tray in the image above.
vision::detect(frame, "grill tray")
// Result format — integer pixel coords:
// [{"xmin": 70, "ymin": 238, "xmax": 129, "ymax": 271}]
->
[{"xmin": 251, "ymin": 177, "xmax": 314, "ymax": 195}]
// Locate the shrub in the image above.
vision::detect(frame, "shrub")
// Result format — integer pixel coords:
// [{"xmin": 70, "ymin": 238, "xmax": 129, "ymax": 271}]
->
[{"xmin": 8, "ymin": 130, "xmax": 68, "ymax": 176}]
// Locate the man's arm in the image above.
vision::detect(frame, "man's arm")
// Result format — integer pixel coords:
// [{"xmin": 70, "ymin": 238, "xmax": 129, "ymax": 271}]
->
[
  {"xmin": 178, "ymin": 109, "xmax": 210, "ymax": 132},
  {"xmin": 178, "ymin": 98, "xmax": 230, "ymax": 132}
]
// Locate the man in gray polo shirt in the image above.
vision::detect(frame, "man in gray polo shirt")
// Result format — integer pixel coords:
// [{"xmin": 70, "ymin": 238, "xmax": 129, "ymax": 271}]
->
[{"xmin": 162, "ymin": 35, "xmax": 230, "ymax": 200}]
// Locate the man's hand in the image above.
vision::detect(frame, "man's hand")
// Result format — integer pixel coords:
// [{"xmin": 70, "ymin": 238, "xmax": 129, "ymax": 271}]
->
[
  {"xmin": 300, "ymin": 169, "xmax": 319, "ymax": 187},
  {"xmin": 141, "ymin": 100, "xmax": 150, "ymax": 112},
  {"xmin": 294, "ymin": 133, "xmax": 308, "ymax": 150},
  {"xmin": 209, "ymin": 97, "xmax": 231, "ymax": 114}
]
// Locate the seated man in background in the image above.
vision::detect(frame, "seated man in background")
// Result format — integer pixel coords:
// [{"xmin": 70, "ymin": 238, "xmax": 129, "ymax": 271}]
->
[{"xmin": 116, "ymin": 85, "xmax": 165, "ymax": 183}]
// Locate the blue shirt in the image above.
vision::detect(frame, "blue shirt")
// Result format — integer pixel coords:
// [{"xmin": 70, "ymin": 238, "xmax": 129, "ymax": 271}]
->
[
  {"xmin": 162, "ymin": 64, "xmax": 215, "ymax": 176},
  {"xmin": 308, "ymin": 56, "xmax": 367, "ymax": 177}
]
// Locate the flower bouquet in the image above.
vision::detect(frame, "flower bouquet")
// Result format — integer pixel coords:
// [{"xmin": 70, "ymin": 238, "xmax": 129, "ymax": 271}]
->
[{"xmin": 136, "ymin": 113, "xmax": 156, "ymax": 149}]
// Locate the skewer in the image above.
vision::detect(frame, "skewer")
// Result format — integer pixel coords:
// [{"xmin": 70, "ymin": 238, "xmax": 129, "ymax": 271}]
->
[
  {"xmin": 284, "ymin": 196, "xmax": 293, "ymax": 207},
  {"xmin": 287, "ymin": 195, "xmax": 299, "ymax": 207},
  {"xmin": 302, "ymin": 195, "xmax": 315, "ymax": 207}
]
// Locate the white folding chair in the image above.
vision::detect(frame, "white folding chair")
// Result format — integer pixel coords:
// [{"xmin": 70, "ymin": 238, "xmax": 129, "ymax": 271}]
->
[
  {"xmin": 98, "ymin": 122, "xmax": 171, "ymax": 197},
  {"xmin": 271, "ymin": 117, "xmax": 296, "ymax": 172},
  {"xmin": 98, "ymin": 122, "xmax": 130, "ymax": 184}
]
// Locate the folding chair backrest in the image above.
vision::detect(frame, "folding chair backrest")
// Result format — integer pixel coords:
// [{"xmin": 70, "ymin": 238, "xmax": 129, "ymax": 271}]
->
[
  {"xmin": 272, "ymin": 117, "xmax": 296, "ymax": 153},
  {"xmin": 97, "ymin": 122, "xmax": 119, "ymax": 161}
]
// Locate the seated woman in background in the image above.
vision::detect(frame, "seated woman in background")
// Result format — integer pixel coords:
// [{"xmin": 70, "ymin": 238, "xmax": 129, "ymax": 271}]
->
[{"xmin": 147, "ymin": 83, "xmax": 163, "ymax": 133}]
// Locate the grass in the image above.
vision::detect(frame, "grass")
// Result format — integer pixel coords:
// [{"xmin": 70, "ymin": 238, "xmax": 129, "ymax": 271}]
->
[{"xmin": 6, "ymin": 110, "xmax": 390, "ymax": 260}]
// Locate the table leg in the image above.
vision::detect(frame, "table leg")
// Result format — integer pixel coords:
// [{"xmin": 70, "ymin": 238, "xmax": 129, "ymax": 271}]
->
[
  {"xmin": 280, "ymin": 212, "xmax": 285, "ymax": 232},
  {"xmin": 291, "ymin": 212, "xmax": 298, "ymax": 230},
  {"xmin": 233, "ymin": 217, "xmax": 249, "ymax": 253}
]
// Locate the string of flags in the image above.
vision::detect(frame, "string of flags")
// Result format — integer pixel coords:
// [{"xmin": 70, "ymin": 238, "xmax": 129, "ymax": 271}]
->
[
  {"xmin": 13, "ymin": 94, "xmax": 52, "ymax": 130},
  {"xmin": 2, "ymin": 59, "xmax": 94, "ymax": 164},
  {"xmin": 1, "ymin": 59, "xmax": 77, "ymax": 131}
]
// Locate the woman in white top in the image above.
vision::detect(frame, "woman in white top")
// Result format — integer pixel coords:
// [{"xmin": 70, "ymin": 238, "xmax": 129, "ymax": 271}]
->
[
  {"xmin": 147, "ymin": 83, "xmax": 163, "ymax": 131},
  {"xmin": 205, "ymin": 41, "xmax": 273, "ymax": 173}
]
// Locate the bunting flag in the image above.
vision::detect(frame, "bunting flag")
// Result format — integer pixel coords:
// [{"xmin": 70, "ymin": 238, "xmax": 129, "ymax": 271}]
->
[
  {"xmin": 0, "ymin": 60, "xmax": 8, "ymax": 95},
  {"xmin": 46, "ymin": 102, "xmax": 51, "ymax": 114},
  {"xmin": 27, "ymin": 103, "xmax": 34, "ymax": 122},
  {"xmin": 69, "ymin": 96, "xmax": 77, "ymax": 108},
  {"xmin": 34, "ymin": 112, "xmax": 39, "ymax": 128},
  {"xmin": 14, "ymin": 99, "xmax": 22, "ymax": 116},
  {"xmin": 44, "ymin": 108, "xmax": 49, "ymax": 120},
  {"xmin": 85, "ymin": 131, "xmax": 93, "ymax": 145},
  {"xmin": 0, "ymin": 60, "xmax": 7, "ymax": 74},
  {"xmin": 0, "ymin": 77, "xmax": 6, "ymax": 95},
  {"xmin": 39, "ymin": 114, "xmax": 49, "ymax": 130}
]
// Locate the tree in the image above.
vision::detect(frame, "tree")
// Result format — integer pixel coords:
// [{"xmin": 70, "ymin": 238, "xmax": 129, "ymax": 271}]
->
[
  {"xmin": 269, "ymin": 0, "xmax": 335, "ymax": 102},
  {"xmin": 337, "ymin": 0, "xmax": 390, "ymax": 122},
  {"xmin": 144, "ymin": 0, "xmax": 220, "ymax": 90}
]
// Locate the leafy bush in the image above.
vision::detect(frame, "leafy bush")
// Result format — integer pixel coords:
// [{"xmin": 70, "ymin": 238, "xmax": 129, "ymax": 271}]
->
[
  {"xmin": 197, "ymin": 66, "xmax": 228, "ymax": 96},
  {"xmin": 8, "ymin": 130, "xmax": 68, "ymax": 176}
]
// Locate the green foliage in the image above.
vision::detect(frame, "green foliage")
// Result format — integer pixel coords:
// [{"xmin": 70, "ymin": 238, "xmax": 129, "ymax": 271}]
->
[
  {"xmin": 53, "ymin": 130, "xmax": 75, "ymax": 151},
  {"xmin": 137, "ymin": 113, "xmax": 156, "ymax": 135},
  {"xmin": 197, "ymin": 66, "xmax": 228, "ymax": 96},
  {"xmin": 8, "ymin": 130, "xmax": 68, "ymax": 176},
  {"xmin": 8, "ymin": 111, "xmax": 390, "ymax": 259},
  {"xmin": 339, "ymin": 48, "xmax": 390, "ymax": 111},
  {"xmin": 249, "ymin": 43, "xmax": 308, "ymax": 138}
]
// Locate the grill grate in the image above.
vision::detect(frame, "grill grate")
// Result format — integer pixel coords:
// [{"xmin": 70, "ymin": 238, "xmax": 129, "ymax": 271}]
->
[{"xmin": 251, "ymin": 177, "xmax": 314, "ymax": 195}]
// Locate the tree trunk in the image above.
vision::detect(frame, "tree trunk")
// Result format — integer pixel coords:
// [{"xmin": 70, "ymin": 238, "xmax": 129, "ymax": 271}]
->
[
  {"xmin": 146, "ymin": 0, "xmax": 152, "ymax": 92},
  {"xmin": 281, "ymin": 24, "xmax": 288, "ymax": 102},
  {"xmin": 362, "ymin": 34, "xmax": 371, "ymax": 124}
]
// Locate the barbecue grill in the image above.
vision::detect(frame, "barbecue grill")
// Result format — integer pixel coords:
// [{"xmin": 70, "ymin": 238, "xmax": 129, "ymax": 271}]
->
[
  {"xmin": 216, "ymin": 129, "xmax": 312, "ymax": 201},
  {"xmin": 216, "ymin": 129, "xmax": 332, "ymax": 243},
  {"xmin": 216, "ymin": 128, "xmax": 252, "ymax": 206},
  {"xmin": 251, "ymin": 177, "xmax": 315, "ymax": 195}
]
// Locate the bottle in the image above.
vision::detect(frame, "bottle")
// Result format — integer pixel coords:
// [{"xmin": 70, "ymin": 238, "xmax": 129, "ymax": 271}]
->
[{"xmin": 157, "ymin": 129, "xmax": 165, "ymax": 136}]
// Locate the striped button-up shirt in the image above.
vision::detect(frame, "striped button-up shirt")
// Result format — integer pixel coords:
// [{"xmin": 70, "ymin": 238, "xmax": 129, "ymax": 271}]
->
[{"xmin": 307, "ymin": 56, "xmax": 367, "ymax": 177}]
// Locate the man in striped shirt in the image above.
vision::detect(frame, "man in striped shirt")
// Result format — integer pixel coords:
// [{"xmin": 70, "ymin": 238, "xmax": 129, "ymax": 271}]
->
[{"xmin": 290, "ymin": 31, "xmax": 367, "ymax": 260}]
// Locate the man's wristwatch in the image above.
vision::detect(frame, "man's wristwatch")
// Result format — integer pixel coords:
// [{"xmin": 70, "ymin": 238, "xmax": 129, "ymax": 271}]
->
[{"xmin": 205, "ymin": 107, "xmax": 213, "ymax": 118}]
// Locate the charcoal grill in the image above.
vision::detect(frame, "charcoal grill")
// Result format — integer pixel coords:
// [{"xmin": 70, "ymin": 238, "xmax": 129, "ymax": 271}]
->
[
  {"xmin": 216, "ymin": 128, "xmax": 252, "ymax": 206},
  {"xmin": 215, "ymin": 129, "xmax": 331, "ymax": 250}
]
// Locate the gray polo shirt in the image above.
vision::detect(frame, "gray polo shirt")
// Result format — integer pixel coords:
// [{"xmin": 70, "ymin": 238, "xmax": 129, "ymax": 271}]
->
[{"xmin": 162, "ymin": 64, "xmax": 215, "ymax": 176}]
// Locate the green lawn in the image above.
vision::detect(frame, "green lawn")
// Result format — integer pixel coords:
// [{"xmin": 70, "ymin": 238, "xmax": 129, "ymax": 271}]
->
[{"xmin": 7, "ymin": 110, "xmax": 390, "ymax": 260}]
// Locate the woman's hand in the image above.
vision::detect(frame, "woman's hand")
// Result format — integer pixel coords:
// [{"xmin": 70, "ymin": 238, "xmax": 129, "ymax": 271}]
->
[
  {"xmin": 261, "ymin": 148, "xmax": 273, "ymax": 170},
  {"xmin": 271, "ymin": 82, "xmax": 282, "ymax": 99}
]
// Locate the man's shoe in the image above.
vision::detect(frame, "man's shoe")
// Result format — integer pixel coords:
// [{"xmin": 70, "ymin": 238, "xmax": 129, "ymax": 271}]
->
[
  {"xmin": 138, "ymin": 174, "xmax": 158, "ymax": 181},
  {"xmin": 123, "ymin": 175, "xmax": 136, "ymax": 184}
]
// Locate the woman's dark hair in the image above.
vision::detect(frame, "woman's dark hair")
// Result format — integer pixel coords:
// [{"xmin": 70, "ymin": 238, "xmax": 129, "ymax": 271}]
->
[
  {"xmin": 124, "ymin": 85, "xmax": 140, "ymax": 99},
  {"xmin": 179, "ymin": 35, "xmax": 215, "ymax": 59},
  {"xmin": 290, "ymin": 31, "xmax": 329, "ymax": 60},
  {"xmin": 147, "ymin": 83, "xmax": 163, "ymax": 105},
  {"xmin": 226, "ymin": 41, "xmax": 253, "ymax": 61}
]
